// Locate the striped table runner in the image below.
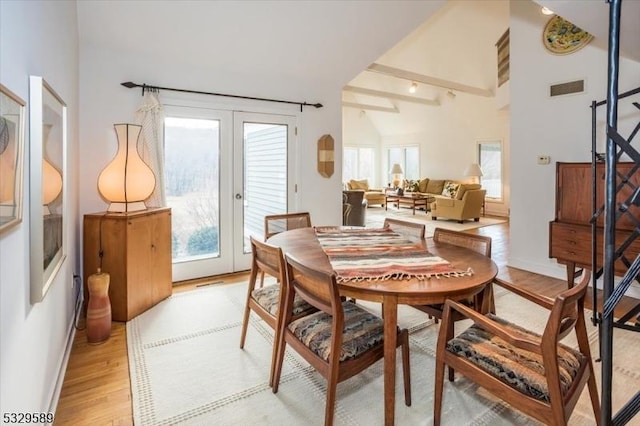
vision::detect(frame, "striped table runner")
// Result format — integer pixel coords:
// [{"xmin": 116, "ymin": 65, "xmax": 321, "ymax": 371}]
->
[{"xmin": 314, "ymin": 227, "xmax": 472, "ymax": 282}]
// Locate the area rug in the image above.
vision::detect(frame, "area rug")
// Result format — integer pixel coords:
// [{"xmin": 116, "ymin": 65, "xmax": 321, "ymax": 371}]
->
[
  {"xmin": 127, "ymin": 281, "xmax": 639, "ymax": 425},
  {"xmin": 365, "ymin": 206, "xmax": 507, "ymax": 237}
]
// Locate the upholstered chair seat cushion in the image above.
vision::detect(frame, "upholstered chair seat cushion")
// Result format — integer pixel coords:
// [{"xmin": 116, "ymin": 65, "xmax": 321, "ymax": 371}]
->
[
  {"xmin": 288, "ymin": 301, "xmax": 385, "ymax": 362},
  {"xmin": 253, "ymin": 285, "xmax": 313, "ymax": 316},
  {"xmin": 446, "ymin": 314, "xmax": 585, "ymax": 403}
]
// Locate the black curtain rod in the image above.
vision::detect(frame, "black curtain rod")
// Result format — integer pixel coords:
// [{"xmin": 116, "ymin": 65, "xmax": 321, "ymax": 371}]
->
[{"xmin": 121, "ymin": 81, "xmax": 323, "ymax": 112}]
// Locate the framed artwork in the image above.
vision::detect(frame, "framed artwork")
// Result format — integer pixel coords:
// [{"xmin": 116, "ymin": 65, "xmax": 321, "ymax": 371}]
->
[
  {"xmin": 543, "ymin": 16, "xmax": 593, "ymax": 55},
  {"xmin": 29, "ymin": 76, "xmax": 67, "ymax": 303},
  {"xmin": 0, "ymin": 84, "xmax": 26, "ymax": 234}
]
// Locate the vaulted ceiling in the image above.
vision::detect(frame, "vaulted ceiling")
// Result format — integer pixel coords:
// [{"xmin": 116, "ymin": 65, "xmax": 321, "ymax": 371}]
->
[
  {"xmin": 77, "ymin": 0, "xmax": 445, "ymax": 90},
  {"xmin": 77, "ymin": 0, "xmax": 637, "ymax": 136}
]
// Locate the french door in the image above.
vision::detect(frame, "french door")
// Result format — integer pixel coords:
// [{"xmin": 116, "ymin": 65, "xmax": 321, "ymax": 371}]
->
[{"xmin": 164, "ymin": 105, "xmax": 296, "ymax": 282}]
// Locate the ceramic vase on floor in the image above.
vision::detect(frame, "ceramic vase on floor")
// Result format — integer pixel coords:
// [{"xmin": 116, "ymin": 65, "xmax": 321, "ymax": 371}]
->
[{"xmin": 86, "ymin": 268, "xmax": 112, "ymax": 344}]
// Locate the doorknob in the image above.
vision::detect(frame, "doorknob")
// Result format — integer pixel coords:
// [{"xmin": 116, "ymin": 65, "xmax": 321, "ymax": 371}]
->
[{"xmin": 235, "ymin": 193, "xmax": 242, "ymax": 199}]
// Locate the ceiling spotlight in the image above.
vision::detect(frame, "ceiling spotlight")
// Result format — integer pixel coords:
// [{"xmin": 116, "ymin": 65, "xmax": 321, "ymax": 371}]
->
[
  {"xmin": 409, "ymin": 82, "xmax": 417, "ymax": 94},
  {"xmin": 446, "ymin": 90, "xmax": 456, "ymax": 99},
  {"xmin": 541, "ymin": 6, "xmax": 554, "ymax": 15}
]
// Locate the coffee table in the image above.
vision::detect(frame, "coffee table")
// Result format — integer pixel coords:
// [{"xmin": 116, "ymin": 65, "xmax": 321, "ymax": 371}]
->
[{"xmin": 385, "ymin": 194, "xmax": 435, "ymax": 215}]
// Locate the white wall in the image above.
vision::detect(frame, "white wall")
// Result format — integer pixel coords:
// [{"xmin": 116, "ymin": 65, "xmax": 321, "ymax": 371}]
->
[
  {"xmin": 341, "ymin": 107, "xmax": 382, "ymax": 186},
  {"xmin": 380, "ymin": 94, "xmax": 510, "ymax": 216},
  {"xmin": 79, "ymin": 46, "xmax": 345, "ymax": 231},
  {"xmin": 344, "ymin": 0, "xmax": 511, "ymax": 216},
  {"xmin": 509, "ymin": 0, "xmax": 640, "ymax": 281},
  {"xmin": 0, "ymin": 0, "xmax": 80, "ymax": 414}
]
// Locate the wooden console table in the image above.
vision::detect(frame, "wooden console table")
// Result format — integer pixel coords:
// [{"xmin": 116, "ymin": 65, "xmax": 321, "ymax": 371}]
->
[{"xmin": 83, "ymin": 208, "xmax": 172, "ymax": 321}]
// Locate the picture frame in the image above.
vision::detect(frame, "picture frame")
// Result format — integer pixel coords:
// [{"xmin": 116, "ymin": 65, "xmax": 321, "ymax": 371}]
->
[
  {"xmin": 0, "ymin": 84, "xmax": 26, "ymax": 234},
  {"xmin": 29, "ymin": 76, "xmax": 67, "ymax": 303}
]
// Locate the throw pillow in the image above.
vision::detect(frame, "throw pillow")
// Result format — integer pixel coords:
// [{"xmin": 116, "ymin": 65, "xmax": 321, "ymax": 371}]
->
[
  {"xmin": 418, "ymin": 178, "xmax": 429, "ymax": 193},
  {"xmin": 404, "ymin": 179, "xmax": 419, "ymax": 192},
  {"xmin": 349, "ymin": 179, "xmax": 369, "ymax": 191},
  {"xmin": 441, "ymin": 181, "xmax": 460, "ymax": 198}
]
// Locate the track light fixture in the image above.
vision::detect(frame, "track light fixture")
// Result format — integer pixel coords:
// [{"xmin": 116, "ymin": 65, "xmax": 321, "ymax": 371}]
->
[{"xmin": 409, "ymin": 82, "xmax": 417, "ymax": 94}]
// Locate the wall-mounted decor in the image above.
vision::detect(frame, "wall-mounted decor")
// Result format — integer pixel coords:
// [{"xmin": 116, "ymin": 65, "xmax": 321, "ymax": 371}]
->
[
  {"xmin": 0, "ymin": 84, "xmax": 26, "ymax": 234},
  {"xmin": 495, "ymin": 28, "xmax": 509, "ymax": 87},
  {"xmin": 29, "ymin": 76, "xmax": 67, "ymax": 303},
  {"xmin": 543, "ymin": 15, "xmax": 593, "ymax": 55},
  {"xmin": 317, "ymin": 134, "xmax": 334, "ymax": 178}
]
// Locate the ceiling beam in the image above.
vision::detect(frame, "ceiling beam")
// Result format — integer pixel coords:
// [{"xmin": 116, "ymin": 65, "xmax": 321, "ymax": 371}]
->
[
  {"xmin": 344, "ymin": 85, "xmax": 439, "ymax": 106},
  {"xmin": 366, "ymin": 63, "xmax": 494, "ymax": 97},
  {"xmin": 342, "ymin": 102, "xmax": 399, "ymax": 113}
]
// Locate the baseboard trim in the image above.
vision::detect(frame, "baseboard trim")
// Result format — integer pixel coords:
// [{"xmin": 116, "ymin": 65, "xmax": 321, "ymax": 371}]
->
[
  {"xmin": 506, "ymin": 257, "xmax": 566, "ymax": 281},
  {"xmin": 48, "ymin": 311, "xmax": 79, "ymax": 414}
]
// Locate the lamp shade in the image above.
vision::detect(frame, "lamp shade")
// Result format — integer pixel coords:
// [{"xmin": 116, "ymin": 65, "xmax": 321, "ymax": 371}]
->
[
  {"xmin": 98, "ymin": 124, "xmax": 156, "ymax": 212},
  {"xmin": 42, "ymin": 158, "xmax": 62, "ymax": 206},
  {"xmin": 463, "ymin": 163, "xmax": 484, "ymax": 177},
  {"xmin": 390, "ymin": 163, "xmax": 404, "ymax": 174}
]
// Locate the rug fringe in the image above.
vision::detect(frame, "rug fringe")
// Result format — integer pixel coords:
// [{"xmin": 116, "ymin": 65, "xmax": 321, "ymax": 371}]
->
[{"xmin": 336, "ymin": 267, "xmax": 474, "ymax": 283}]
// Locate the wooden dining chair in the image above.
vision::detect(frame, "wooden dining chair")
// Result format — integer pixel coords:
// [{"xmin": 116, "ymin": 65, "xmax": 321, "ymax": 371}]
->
[
  {"xmin": 434, "ymin": 271, "xmax": 600, "ymax": 426},
  {"xmin": 264, "ymin": 212, "xmax": 312, "ymax": 240},
  {"xmin": 273, "ymin": 254, "xmax": 412, "ymax": 426},
  {"xmin": 259, "ymin": 212, "xmax": 312, "ymax": 288},
  {"xmin": 240, "ymin": 236, "xmax": 315, "ymax": 386},
  {"xmin": 412, "ymin": 228, "xmax": 493, "ymax": 317},
  {"xmin": 383, "ymin": 217, "xmax": 426, "ymax": 239},
  {"xmin": 411, "ymin": 228, "xmax": 493, "ymax": 380}
]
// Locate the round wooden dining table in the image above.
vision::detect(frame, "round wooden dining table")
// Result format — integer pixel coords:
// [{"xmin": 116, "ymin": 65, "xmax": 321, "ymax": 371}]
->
[{"xmin": 268, "ymin": 227, "xmax": 498, "ymax": 426}]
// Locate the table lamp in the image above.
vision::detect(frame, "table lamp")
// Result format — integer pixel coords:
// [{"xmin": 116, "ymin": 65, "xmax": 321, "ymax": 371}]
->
[
  {"xmin": 390, "ymin": 163, "xmax": 404, "ymax": 188},
  {"xmin": 98, "ymin": 123, "xmax": 156, "ymax": 212},
  {"xmin": 464, "ymin": 163, "xmax": 483, "ymax": 184}
]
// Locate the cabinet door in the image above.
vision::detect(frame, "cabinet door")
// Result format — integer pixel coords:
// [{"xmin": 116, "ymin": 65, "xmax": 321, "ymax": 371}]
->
[
  {"xmin": 556, "ymin": 163, "xmax": 592, "ymax": 224},
  {"xmin": 126, "ymin": 210, "xmax": 172, "ymax": 319},
  {"xmin": 593, "ymin": 162, "xmax": 640, "ymax": 230},
  {"xmin": 556, "ymin": 162, "xmax": 640, "ymax": 229}
]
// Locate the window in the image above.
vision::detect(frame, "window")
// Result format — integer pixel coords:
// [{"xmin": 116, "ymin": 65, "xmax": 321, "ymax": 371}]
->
[
  {"xmin": 343, "ymin": 146, "xmax": 374, "ymax": 182},
  {"xmin": 478, "ymin": 141, "xmax": 502, "ymax": 200},
  {"xmin": 387, "ymin": 146, "xmax": 419, "ymax": 182}
]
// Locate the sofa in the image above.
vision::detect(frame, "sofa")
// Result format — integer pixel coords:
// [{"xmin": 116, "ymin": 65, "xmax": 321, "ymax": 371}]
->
[
  {"xmin": 404, "ymin": 178, "xmax": 485, "ymax": 222},
  {"xmin": 346, "ymin": 179, "xmax": 386, "ymax": 207},
  {"xmin": 342, "ymin": 190, "xmax": 367, "ymax": 226}
]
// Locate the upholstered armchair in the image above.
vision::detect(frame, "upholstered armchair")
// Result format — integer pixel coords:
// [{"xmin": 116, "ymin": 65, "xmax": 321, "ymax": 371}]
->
[
  {"xmin": 342, "ymin": 190, "xmax": 367, "ymax": 226},
  {"xmin": 431, "ymin": 189, "xmax": 486, "ymax": 223},
  {"xmin": 346, "ymin": 179, "xmax": 385, "ymax": 207}
]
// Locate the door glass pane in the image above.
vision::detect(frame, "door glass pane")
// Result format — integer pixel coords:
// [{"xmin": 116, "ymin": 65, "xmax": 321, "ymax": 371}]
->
[
  {"xmin": 243, "ymin": 122, "xmax": 287, "ymax": 253},
  {"xmin": 343, "ymin": 147, "xmax": 357, "ymax": 181},
  {"xmin": 388, "ymin": 147, "xmax": 403, "ymax": 184},
  {"xmin": 405, "ymin": 146, "xmax": 419, "ymax": 180},
  {"xmin": 164, "ymin": 117, "xmax": 220, "ymax": 262},
  {"xmin": 478, "ymin": 141, "xmax": 502, "ymax": 200}
]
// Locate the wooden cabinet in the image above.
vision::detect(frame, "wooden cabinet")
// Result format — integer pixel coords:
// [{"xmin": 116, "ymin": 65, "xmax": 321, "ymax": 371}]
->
[
  {"xmin": 83, "ymin": 208, "xmax": 172, "ymax": 321},
  {"xmin": 549, "ymin": 162, "xmax": 640, "ymax": 286}
]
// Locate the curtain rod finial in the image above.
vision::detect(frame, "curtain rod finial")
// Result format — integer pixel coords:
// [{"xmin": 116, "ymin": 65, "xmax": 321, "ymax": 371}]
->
[{"xmin": 121, "ymin": 82, "xmax": 137, "ymax": 88}]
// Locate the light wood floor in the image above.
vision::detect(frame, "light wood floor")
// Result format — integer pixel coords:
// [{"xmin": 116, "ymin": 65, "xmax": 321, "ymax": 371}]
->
[{"xmin": 54, "ymin": 220, "xmax": 638, "ymax": 425}]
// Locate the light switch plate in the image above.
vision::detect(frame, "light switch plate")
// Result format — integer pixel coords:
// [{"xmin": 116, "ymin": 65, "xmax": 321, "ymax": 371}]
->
[{"xmin": 537, "ymin": 155, "xmax": 551, "ymax": 165}]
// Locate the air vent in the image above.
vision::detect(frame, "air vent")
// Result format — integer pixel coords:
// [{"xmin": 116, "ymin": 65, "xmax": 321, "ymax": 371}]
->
[{"xmin": 550, "ymin": 80, "xmax": 585, "ymax": 97}]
